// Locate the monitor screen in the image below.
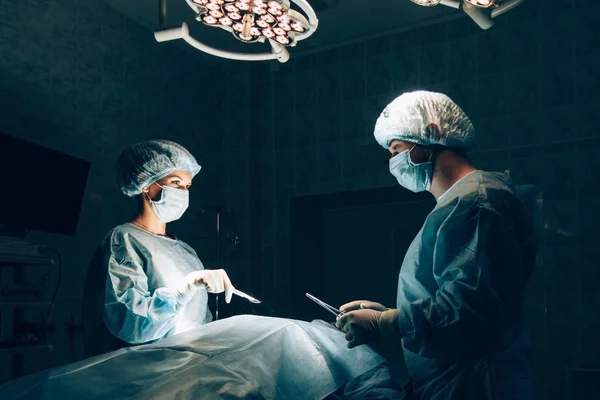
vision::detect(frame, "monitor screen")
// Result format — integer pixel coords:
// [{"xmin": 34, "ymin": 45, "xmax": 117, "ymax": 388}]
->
[{"xmin": 0, "ymin": 133, "xmax": 91, "ymax": 236}]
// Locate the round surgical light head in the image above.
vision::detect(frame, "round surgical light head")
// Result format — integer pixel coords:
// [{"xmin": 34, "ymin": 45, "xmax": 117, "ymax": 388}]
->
[
  {"xmin": 156, "ymin": 0, "xmax": 318, "ymax": 63},
  {"xmin": 191, "ymin": 0, "xmax": 310, "ymax": 45}
]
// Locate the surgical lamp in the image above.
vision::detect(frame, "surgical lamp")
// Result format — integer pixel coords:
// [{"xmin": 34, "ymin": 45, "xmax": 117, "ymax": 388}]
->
[
  {"xmin": 154, "ymin": 0, "xmax": 319, "ymax": 63},
  {"xmin": 409, "ymin": 0, "xmax": 527, "ymax": 30}
]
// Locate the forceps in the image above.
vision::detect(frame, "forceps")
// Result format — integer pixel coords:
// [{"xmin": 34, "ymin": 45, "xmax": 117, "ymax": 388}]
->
[
  {"xmin": 306, "ymin": 293, "xmax": 342, "ymax": 317},
  {"xmin": 233, "ymin": 288, "xmax": 261, "ymax": 304}
]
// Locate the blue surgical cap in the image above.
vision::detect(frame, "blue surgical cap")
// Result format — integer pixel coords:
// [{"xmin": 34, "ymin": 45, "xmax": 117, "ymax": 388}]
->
[
  {"xmin": 374, "ymin": 90, "xmax": 475, "ymax": 149},
  {"xmin": 116, "ymin": 140, "xmax": 201, "ymax": 197}
]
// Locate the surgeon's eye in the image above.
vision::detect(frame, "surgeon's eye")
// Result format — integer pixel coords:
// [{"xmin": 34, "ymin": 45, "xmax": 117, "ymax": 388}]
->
[{"xmin": 390, "ymin": 149, "xmax": 402, "ymax": 158}]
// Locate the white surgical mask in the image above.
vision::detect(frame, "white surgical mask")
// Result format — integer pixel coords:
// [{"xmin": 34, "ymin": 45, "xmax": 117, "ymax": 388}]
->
[
  {"xmin": 389, "ymin": 145, "xmax": 433, "ymax": 193},
  {"xmin": 147, "ymin": 183, "xmax": 189, "ymax": 223}
]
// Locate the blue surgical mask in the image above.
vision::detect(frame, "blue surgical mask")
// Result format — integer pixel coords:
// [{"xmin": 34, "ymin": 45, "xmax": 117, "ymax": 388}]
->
[
  {"xmin": 389, "ymin": 146, "xmax": 433, "ymax": 193},
  {"xmin": 147, "ymin": 183, "xmax": 189, "ymax": 223}
]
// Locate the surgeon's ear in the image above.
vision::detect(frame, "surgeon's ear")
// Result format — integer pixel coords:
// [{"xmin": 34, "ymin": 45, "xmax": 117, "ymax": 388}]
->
[
  {"xmin": 427, "ymin": 144, "xmax": 445, "ymax": 161},
  {"xmin": 421, "ymin": 147, "xmax": 435, "ymax": 162},
  {"xmin": 141, "ymin": 187, "xmax": 152, "ymax": 201}
]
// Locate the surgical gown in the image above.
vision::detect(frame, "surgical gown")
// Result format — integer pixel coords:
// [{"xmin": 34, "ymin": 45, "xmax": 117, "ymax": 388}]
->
[
  {"xmin": 396, "ymin": 171, "xmax": 538, "ymax": 400},
  {"xmin": 82, "ymin": 223, "xmax": 212, "ymax": 357}
]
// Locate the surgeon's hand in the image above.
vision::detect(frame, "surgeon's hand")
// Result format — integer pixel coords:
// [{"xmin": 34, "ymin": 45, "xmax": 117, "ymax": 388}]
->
[
  {"xmin": 335, "ymin": 309, "xmax": 383, "ymax": 348},
  {"xmin": 339, "ymin": 300, "xmax": 388, "ymax": 313},
  {"xmin": 182, "ymin": 269, "xmax": 234, "ymax": 303},
  {"xmin": 336, "ymin": 308, "xmax": 402, "ymax": 349}
]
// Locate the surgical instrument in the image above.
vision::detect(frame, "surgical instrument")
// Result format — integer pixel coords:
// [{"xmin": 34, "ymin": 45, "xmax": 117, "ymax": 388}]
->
[
  {"xmin": 306, "ymin": 293, "xmax": 342, "ymax": 317},
  {"xmin": 233, "ymin": 288, "xmax": 261, "ymax": 304}
]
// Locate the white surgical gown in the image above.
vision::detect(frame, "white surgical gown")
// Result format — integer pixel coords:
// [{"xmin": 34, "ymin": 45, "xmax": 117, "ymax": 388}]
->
[
  {"xmin": 396, "ymin": 171, "xmax": 538, "ymax": 400},
  {"xmin": 82, "ymin": 223, "xmax": 212, "ymax": 357}
]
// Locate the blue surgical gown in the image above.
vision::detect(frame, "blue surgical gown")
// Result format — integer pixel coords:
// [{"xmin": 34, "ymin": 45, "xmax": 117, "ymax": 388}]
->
[
  {"xmin": 396, "ymin": 171, "xmax": 538, "ymax": 400},
  {"xmin": 82, "ymin": 223, "xmax": 212, "ymax": 357}
]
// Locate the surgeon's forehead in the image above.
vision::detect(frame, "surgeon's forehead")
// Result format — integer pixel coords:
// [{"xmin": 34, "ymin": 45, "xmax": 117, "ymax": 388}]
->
[
  {"xmin": 161, "ymin": 170, "xmax": 193, "ymax": 182},
  {"xmin": 388, "ymin": 139, "xmax": 412, "ymax": 149}
]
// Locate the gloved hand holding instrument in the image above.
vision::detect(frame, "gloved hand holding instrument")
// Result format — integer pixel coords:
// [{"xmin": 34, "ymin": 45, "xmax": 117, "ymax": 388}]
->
[
  {"xmin": 177, "ymin": 269, "xmax": 261, "ymax": 305},
  {"xmin": 335, "ymin": 300, "xmax": 401, "ymax": 349}
]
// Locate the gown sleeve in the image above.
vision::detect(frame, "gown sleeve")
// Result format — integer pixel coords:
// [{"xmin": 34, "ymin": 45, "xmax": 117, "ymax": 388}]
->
[{"xmin": 102, "ymin": 230, "xmax": 190, "ymax": 344}]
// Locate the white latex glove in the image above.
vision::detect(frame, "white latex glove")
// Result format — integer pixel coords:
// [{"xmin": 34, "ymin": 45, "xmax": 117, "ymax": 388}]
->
[
  {"xmin": 339, "ymin": 300, "xmax": 388, "ymax": 313},
  {"xmin": 176, "ymin": 269, "xmax": 234, "ymax": 304}
]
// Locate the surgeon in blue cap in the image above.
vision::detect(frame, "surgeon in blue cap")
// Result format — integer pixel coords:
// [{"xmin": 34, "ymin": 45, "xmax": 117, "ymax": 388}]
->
[
  {"xmin": 336, "ymin": 91, "xmax": 539, "ymax": 400},
  {"xmin": 82, "ymin": 140, "xmax": 236, "ymax": 357}
]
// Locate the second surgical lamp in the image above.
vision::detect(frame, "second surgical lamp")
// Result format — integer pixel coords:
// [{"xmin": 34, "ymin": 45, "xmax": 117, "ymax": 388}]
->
[{"xmin": 410, "ymin": 0, "xmax": 527, "ymax": 30}]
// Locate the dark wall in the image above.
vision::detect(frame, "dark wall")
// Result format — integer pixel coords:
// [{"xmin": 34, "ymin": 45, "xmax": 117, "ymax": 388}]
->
[{"xmin": 248, "ymin": 1, "xmax": 600, "ymax": 399}]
